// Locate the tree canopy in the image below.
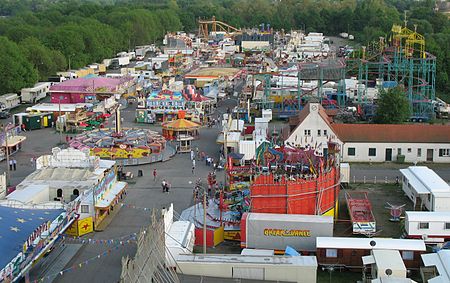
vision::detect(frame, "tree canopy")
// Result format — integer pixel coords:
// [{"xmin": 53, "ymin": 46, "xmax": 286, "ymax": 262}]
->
[
  {"xmin": 375, "ymin": 86, "xmax": 411, "ymax": 124},
  {"xmin": 0, "ymin": 36, "xmax": 38, "ymax": 93}
]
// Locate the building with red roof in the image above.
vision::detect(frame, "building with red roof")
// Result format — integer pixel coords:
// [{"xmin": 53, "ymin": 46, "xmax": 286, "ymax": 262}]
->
[{"xmin": 285, "ymin": 103, "xmax": 450, "ymax": 163}]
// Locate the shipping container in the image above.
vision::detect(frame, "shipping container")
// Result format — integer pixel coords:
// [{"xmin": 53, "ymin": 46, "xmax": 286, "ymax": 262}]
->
[{"xmin": 241, "ymin": 213, "xmax": 333, "ymax": 252}]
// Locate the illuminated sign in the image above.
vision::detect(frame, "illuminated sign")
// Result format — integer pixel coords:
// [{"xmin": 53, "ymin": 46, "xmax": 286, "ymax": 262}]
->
[{"xmin": 263, "ymin": 229, "xmax": 311, "ymax": 237}]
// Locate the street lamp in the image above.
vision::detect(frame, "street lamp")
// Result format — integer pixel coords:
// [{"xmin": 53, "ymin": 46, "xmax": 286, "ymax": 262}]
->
[
  {"xmin": 194, "ymin": 180, "xmax": 208, "ymax": 254},
  {"xmin": 3, "ymin": 123, "xmax": 13, "ymax": 186},
  {"xmin": 67, "ymin": 53, "xmax": 75, "ymax": 73},
  {"xmin": 58, "ymin": 96, "xmax": 64, "ymax": 144}
]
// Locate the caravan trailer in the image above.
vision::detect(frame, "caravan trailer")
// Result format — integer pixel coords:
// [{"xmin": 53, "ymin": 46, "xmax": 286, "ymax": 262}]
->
[
  {"xmin": 0, "ymin": 93, "xmax": 21, "ymax": 110},
  {"xmin": 405, "ymin": 211, "xmax": 450, "ymax": 243},
  {"xmin": 21, "ymin": 82, "xmax": 51, "ymax": 104}
]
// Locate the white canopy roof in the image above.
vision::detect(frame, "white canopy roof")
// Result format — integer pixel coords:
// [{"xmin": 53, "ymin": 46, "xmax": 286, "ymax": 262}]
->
[{"xmin": 316, "ymin": 237, "xmax": 426, "ymax": 251}]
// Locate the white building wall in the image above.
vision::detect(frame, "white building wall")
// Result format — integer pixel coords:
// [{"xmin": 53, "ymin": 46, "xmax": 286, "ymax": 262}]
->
[
  {"xmin": 342, "ymin": 142, "xmax": 450, "ymax": 163},
  {"xmin": 285, "ymin": 104, "xmax": 341, "ymax": 153},
  {"xmin": 177, "ymin": 257, "xmax": 317, "ymax": 283},
  {"xmin": 432, "ymin": 195, "xmax": 450, "ymax": 212}
]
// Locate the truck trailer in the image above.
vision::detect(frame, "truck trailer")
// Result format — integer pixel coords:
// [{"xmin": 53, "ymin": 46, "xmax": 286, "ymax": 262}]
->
[{"xmin": 240, "ymin": 213, "xmax": 333, "ymax": 252}]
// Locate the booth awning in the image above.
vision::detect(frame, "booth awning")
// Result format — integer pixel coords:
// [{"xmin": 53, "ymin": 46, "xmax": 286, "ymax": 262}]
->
[{"xmin": 95, "ymin": 182, "xmax": 127, "ymax": 209}]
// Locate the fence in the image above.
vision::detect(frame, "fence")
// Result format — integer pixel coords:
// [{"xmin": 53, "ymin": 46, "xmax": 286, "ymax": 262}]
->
[{"xmin": 120, "ymin": 211, "xmax": 179, "ymax": 283}]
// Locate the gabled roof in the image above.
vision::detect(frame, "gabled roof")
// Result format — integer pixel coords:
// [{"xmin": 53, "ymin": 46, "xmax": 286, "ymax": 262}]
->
[
  {"xmin": 332, "ymin": 124, "xmax": 450, "ymax": 143},
  {"xmin": 288, "ymin": 103, "xmax": 334, "ymax": 136}
]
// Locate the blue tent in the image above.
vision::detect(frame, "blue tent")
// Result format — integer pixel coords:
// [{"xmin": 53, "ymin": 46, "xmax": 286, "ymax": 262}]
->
[{"xmin": 0, "ymin": 206, "xmax": 64, "ymax": 269}]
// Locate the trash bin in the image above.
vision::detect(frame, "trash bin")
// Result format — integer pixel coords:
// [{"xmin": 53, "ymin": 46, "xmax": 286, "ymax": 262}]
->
[
  {"xmin": 138, "ymin": 169, "xmax": 143, "ymax": 177},
  {"xmin": 396, "ymin": 155, "xmax": 405, "ymax": 164}
]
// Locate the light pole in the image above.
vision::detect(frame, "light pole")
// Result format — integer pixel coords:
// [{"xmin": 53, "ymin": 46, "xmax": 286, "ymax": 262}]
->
[
  {"xmin": 3, "ymin": 123, "xmax": 13, "ymax": 186},
  {"xmin": 67, "ymin": 53, "xmax": 75, "ymax": 74},
  {"xmin": 58, "ymin": 96, "xmax": 64, "ymax": 144}
]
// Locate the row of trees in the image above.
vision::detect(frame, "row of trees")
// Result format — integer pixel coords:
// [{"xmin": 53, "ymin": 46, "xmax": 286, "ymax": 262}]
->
[
  {"xmin": 0, "ymin": 0, "xmax": 448, "ymax": 102},
  {"xmin": 0, "ymin": 1, "xmax": 181, "ymax": 93}
]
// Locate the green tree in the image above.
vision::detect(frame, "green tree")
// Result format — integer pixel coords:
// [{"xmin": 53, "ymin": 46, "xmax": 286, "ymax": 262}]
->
[
  {"xmin": 0, "ymin": 36, "xmax": 38, "ymax": 94},
  {"xmin": 20, "ymin": 37, "xmax": 66, "ymax": 80},
  {"xmin": 375, "ymin": 86, "xmax": 411, "ymax": 124}
]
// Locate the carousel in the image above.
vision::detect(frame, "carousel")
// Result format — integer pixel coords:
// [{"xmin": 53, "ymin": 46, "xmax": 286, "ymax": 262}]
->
[
  {"xmin": 69, "ymin": 108, "xmax": 166, "ymax": 165},
  {"xmin": 162, "ymin": 112, "xmax": 200, "ymax": 153}
]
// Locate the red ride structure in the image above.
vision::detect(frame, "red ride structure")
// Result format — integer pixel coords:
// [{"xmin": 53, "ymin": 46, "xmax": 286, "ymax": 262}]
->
[
  {"xmin": 250, "ymin": 167, "xmax": 339, "ymax": 216},
  {"xmin": 249, "ymin": 141, "xmax": 341, "ymax": 218}
]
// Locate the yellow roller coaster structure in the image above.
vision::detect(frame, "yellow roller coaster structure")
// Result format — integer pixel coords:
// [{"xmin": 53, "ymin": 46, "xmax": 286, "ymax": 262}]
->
[
  {"xmin": 198, "ymin": 16, "xmax": 242, "ymax": 40},
  {"xmin": 391, "ymin": 23, "xmax": 426, "ymax": 59}
]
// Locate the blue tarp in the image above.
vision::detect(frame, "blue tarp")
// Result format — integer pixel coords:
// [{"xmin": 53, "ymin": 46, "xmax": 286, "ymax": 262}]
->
[
  {"xmin": 285, "ymin": 246, "xmax": 301, "ymax": 256},
  {"xmin": 0, "ymin": 206, "xmax": 64, "ymax": 269}
]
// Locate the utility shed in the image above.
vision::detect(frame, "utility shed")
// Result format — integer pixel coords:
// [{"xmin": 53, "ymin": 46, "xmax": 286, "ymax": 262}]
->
[
  {"xmin": 363, "ymin": 250, "xmax": 406, "ymax": 280},
  {"xmin": 176, "ymin": 254, "xmax": 317, "ymax": 283},
  {"xmin": 400, "ymin": 166, "xmax": 450, "ymax": 211}
]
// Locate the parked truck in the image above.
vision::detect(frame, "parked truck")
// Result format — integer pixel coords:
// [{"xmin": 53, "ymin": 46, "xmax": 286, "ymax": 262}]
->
[
  {"xmin": 240, "ymin": 212, "xmax": 334, "ymax": 252},
  {"xmin": 109, "ymin": 57, "xmax": 130, "ymax": 70},
  {"xmin": 434, "ymin": 98, "xmax": 450, "ymax": 119}
]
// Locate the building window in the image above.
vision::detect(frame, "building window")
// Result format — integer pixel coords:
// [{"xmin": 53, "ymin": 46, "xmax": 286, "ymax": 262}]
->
[
  {"xmin": 325, "ymin": 249, "xmax": 338, "ymax": 258},
  {"xmin": 304, "ymin": 129, "xmax": 311, "ymax": 136},
  {"xmin": 417, "ymin": 148, "xmax": 422, "ymax": 157},
  {"xmin": 317, "ymin": 130, "xmax": 321, "ymax": 136},
  {"xmin": 407, "ymin": 148, "xmax": 411, "ymax": 153},
  {"xmin": 81, "ymin": 205, "xmax": 89, "ymax": 213},
  {"xmin": 419, "ymin": 222, "xmax": 429, "ymax": 229},
  {"xmin": 398, "ymin": 148, "xmax": 402, "ymax": 155},
  {"xmin": 445, "ymin": 223, "xmax": 450, "ymax": 230},
  {"xmin": 348, "ymin": 147, "xmax": 356, "ymax": 156},
  {"xmin": 368, "ymin": 148, "xmax": 376, "ymax": 157},
  {"xmin": 401, "ymin": 251, "xmax": 414, "ymax": 260},
  {"xmin": 324, "ymin": 130, "xmax": 328, "ymax": 136},
  {"xmin": 439, "ymin": 149, "xmax": 450, "ymax": 157}
]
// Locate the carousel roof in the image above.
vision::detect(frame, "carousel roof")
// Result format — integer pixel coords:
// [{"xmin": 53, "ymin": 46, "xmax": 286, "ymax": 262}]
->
[{"xmin": 162, "ymin": 119, "xmax": 200, "ymax": 130}]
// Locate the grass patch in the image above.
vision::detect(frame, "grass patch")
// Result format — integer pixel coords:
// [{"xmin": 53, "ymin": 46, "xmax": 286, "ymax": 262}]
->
[{"xmin": 317, "ymin": 269, "xmax": 361, "ymax": 283}]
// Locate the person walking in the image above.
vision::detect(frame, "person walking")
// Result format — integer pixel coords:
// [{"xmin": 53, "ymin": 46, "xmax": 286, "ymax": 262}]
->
[
  {"xmin": 165, "ymin": 181, "xmax": 170, "ymax": 193},
  {"xmin": 153, "ymin": 169, "xmax": 157, "ymax": 182},
  {"xmin": 190, "ymin": 149, "xmax": 195, "ymax": 161},
  {"xmin": 13, "ymin": 159, "xmax": 17, "ymax": 171},
  {"xmin": 161, "ymin": 179, "xmax": 167, "ymax": 193},
  {"xmin": 192, "ymin": 159, "xmax": 196, "ymax": 174},
  {"xmin": 9, "ymin": 159, "xmax": 13, "ymax": 171}
]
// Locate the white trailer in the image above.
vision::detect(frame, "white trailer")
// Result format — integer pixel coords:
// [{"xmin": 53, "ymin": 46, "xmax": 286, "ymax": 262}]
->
[
  {"xmin": 405, "ymin": 211, "xmax": 450, "ymax": 243},
  {"xmin": 241, "ymin": 213, "xmax": 334, "ymax": 252},
  {"xmin": 21, "ymin": 82, "xmax": 51, "ymax": 104},
  {"xmin": 0, "ymin": 93, "xmax": 20, "ymax": 109},
  {"xmin": 116, "ymin": 57, "xmax": 130, "ymax": 66},
  {"xmin": 400, "ymin": 166, "xmax": 450, "ymax": 212}
]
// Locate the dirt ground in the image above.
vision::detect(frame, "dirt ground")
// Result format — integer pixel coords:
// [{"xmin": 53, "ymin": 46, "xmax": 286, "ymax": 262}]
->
[{"xmin": 336, "ymin": 183, "xmax": 414, "ymax": 238}]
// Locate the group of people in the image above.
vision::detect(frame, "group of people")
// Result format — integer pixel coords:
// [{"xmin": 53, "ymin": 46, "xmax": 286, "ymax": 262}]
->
[
  {"xmin": 161, "ymin": 179, "xmax": 170, "ymax": 193},
  {"xmin": 8, "ymin": 159, "xmax": 17, "ymax": 171}
]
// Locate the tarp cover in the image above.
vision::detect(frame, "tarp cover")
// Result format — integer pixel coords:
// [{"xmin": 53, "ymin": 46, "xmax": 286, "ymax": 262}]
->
[{"xmin": 0, "ymin": 206, "xmax": 64, "ymax": 269}]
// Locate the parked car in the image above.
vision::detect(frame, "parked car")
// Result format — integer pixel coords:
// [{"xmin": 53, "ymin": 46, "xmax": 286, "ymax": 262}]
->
[{"xmin": 0, "ymin": 110, "xmax": 11, "ymax": 119}]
